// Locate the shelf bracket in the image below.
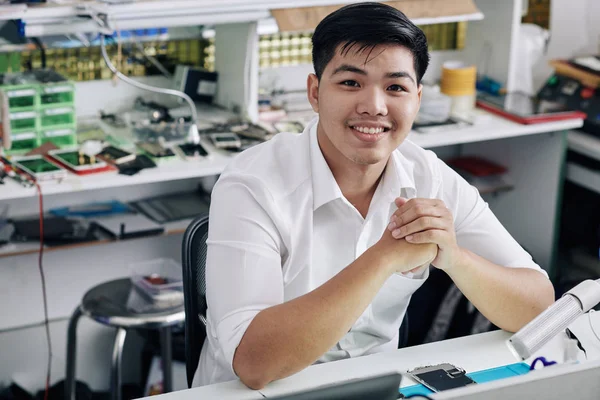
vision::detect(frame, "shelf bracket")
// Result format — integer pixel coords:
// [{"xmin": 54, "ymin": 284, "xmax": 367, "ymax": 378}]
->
[{"xmin": 74, "ymin": 4, "xmax": 114, "ymax": 36}]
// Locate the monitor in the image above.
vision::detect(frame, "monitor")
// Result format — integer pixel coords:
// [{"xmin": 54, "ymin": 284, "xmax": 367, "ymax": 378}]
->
[{"xmin": 267, "ymin": 373, "xmax": 402, "ymax": 400}]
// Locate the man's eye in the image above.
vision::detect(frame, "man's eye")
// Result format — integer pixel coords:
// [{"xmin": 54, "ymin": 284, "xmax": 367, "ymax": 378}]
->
[
  {"xmin": 388, "ymin": 84, "xmax": 406, "ymax": 92},
  {"xmin": 341, "ymin": 80, "xmax": 360, "ymax": 87}
]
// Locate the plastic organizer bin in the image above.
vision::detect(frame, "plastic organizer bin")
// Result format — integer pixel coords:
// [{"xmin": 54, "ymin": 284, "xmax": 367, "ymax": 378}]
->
[
  {"xmin": 129, "ymin": 258, "xmax": 183, "ymax": 305},
  {"xmin": 7, "ymin": 131, "xmax": 39, "ymax": 152},
  {"xmin": 1, "ymin": 86, "xmax": 39, "ymax": 110},
  {"xmin": 40, "ymin": 126, "xmax": 77, "ymax": 147},
  {"xmin": 9, "ymin": 109, "xmax": 37, "ymax": 131},
  {"xmin": 40, "ymin": 83, "xmax": 74, "ymax": 108},
  {"xmin": 40, "ymin": 106, "xmax": 75, "ymax": 128}
]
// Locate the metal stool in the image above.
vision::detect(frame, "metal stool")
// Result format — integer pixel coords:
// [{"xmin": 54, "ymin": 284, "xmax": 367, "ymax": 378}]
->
[{"xmin": 65, "ymin": 278, "xmax": 185, "ymax": 400}]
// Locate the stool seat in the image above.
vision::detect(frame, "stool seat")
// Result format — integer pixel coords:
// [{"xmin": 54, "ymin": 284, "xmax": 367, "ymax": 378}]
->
[
  {"xmin": 66, "ymin": 277, "xmax": 185, "ymax": 400},
  {"xmin": 81, "ymin": 278, "xmax": 185, "ymax": 329}
]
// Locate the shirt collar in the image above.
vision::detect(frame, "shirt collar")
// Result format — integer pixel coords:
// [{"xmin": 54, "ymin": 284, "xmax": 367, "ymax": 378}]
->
[
  {"xmin": 309, "ymin": 117, "xmax": 344, "ymax": 211},
  {"xmin": 308, "ymin": 116, "xmax": 417, "ymax": 211}
]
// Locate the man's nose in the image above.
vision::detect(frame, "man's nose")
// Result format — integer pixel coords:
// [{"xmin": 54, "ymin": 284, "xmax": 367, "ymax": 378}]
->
[{"xmin": 356, "ymin": 87, "xmax": 388, "ymax": 116}]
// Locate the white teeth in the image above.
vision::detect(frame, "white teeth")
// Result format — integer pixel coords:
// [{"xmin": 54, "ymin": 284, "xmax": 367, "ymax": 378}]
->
[{"xmin": 352, "ymin": 126, "xmax": 385, "ymax": 134}]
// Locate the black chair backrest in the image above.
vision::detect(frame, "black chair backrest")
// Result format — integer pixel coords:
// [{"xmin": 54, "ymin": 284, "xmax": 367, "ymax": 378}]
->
[{"xmin": 181, "ymin": 213, "xmax": 209, "ymax": 388}]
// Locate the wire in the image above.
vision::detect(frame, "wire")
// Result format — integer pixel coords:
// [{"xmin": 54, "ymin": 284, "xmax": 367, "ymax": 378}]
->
[
  {"xmin": 589, "ymin": 309, "xmax": 600, "ymax": 343},
  {"xmin": 30, "ymin": 38, "xmax": 46, "ymax": 69},
  {"xmin": 99, "ymin": 34, "xmax": 197, "ymax": 123},
  {"xmin": 402, "ymin": 394, "xmax": 435, "ymax": 399},
  {"xmin": 33, "ymin": 181, "xmax": 52, "ymax": 400}
]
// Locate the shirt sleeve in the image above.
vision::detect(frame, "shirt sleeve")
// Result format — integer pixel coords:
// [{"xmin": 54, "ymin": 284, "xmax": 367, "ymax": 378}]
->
[
  {"xmin": 205, "ymin": 172, "xmax": 286, "ymax": 377},
  {"xmin": 435, "ymin": 159, "xmax": 548, "ymax": 277}
]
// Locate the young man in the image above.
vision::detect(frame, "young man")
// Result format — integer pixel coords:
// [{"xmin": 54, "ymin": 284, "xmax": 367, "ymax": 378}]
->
[{"xmin": 195, "ymin": 2, "xmax": 554, "ymax": 389}]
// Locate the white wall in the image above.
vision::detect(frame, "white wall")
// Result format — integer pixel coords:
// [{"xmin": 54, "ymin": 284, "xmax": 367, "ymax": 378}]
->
[{"xmin": 532, "ymin": 0, "xmax": 600, "ymax": 90}]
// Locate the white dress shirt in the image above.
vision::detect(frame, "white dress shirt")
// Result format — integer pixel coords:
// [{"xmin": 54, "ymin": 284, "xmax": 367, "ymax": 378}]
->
[{"xmin": 194, "ymin": 117, "xmax": 547, "ymax": 386}]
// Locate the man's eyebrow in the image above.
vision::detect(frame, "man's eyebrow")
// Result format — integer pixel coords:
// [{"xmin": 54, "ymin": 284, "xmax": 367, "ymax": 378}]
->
[
  {"xmin": 331, "ymin": 64, "xmax": 416, "ymax": 85},
  {"xmin": 331, "ymin": 64, "xmax": 367, "ymax": 76},
  {"xmin": 386, "ymin": 71, "xmax": 416, "ymax": 85}
]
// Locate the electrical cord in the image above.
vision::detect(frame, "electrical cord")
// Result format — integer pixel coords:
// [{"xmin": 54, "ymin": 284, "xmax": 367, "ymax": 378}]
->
[
  {"xmin": 33, "ymin": 180, "xmax": 51, "ymax": 400},
  {"xmin": 99, "ymin": 34, "xmax": 197, "ymax": 123},
  {"xmin": 589, "ymin": 309, "xmax": 600, "ymax": 343},
  {"xmin": 30, "ymin": 37, "xmax": 46, "ymax": 69}
]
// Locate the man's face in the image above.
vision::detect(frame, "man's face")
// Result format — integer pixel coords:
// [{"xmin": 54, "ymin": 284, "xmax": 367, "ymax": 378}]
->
[{"xmin": 307, "ymin": 44, "xmax": 422, "ymax": 167}]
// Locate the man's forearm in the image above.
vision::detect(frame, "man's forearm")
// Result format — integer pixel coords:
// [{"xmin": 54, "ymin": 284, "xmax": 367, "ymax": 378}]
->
[
  {"xmin": 446, "ymin": 249, "xmax": 555, "ymax": 333},
  {"xmin": 232, "ymin": 243, "xmax": 395, "ymax": 389}
]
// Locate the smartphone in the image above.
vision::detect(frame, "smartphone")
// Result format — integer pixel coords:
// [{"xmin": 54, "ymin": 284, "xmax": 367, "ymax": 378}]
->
[
  {"xmin": 48, "ymin": 149, "xmax": 107, "ymax": 171},
  {"xmin": 97, "ymin": 145, "xmax": 136, "ymax": 165},
  {"xmin": 13, "ymin": 155, "xmax": 68, "ymax": 181},
  {"xmin": 406, "ymin": 363, "xmax": 477, "ymax": 392}
]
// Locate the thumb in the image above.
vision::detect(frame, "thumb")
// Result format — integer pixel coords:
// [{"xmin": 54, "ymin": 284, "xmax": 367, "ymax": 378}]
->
[{"xmin": 395, "ymin": 197, "xmax": 409, "ymax": 207}]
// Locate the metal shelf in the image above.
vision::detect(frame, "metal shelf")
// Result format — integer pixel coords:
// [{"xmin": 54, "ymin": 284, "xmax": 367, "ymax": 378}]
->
[
  {"xmin": 568, "ymin": 130, "xmax": 600, "ymax": 163},
  {"xmin": 0, "ymin": 217, "xmax": 191, "ymax": 258},
  {"xmin": 1, "ymin": 0, "xmax": 484, "ymax": 37}
]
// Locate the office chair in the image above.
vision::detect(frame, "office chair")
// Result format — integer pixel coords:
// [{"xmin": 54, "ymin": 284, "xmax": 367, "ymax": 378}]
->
[
  {"xmin": 181, "ymin": 213, "xmax": 209, "ymax": 388},
  {"xmin": 398, "ymin": 311, "xmax": 409, "ymax": 348}
]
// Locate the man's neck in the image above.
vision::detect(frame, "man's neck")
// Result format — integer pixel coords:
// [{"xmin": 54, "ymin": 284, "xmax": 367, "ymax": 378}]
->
[{"xmin": 317, "ymin": 125, "xmax": 388, "ymax": 218}]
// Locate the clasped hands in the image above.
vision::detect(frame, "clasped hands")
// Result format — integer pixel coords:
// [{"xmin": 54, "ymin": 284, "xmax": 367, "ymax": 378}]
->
[{"xmin": 378, "ymin": 197, "xmax": 464, "ymax": 274}]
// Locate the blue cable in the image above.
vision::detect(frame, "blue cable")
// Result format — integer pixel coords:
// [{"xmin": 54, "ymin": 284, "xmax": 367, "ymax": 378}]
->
[{"xmin": 529, "ymin": 356, "xmax": 557, "ymax": 370}]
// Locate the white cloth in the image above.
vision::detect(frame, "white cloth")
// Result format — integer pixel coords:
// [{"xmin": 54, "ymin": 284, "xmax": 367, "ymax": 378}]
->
[{"xmin": 194, "ymin": 117, "xmax": 547, "ymax": 386}]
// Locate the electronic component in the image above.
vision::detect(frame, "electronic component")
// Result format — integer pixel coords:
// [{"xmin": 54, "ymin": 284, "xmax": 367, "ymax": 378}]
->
[
  {"xmin": 97, "ymin": 145, "xmax": 136, "ymax": 165},
  {"xmin": 175, "ymin": 142, "xmax": 209, "ymax": 159},
  {"xmin": 136, "ymin": 141, "xmax": 176, "ymax": 158},
  {"xmin": 173, "ymin": 65, "xmax": 218, "ymax": 104},
  {"xmin": 208, "ymin": 132, "xmax": 241, "ymax": 149},
  {"xmin": 12, "ymin": 155, "xmax": 67, "ymax": 181},
  {"xmin": 47, "ymin": 149, "xmax": 107, "ymax": 171},
  {"xmin": 407, "ymin": 363, "xmax": 476, "ymax": 392}
]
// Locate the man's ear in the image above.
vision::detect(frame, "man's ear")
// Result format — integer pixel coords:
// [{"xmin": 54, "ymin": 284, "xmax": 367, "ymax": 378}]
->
[
  {"xmin": 307, "ymin": 73, "xmax": 319, "ymax": 113},
  {"xmin": 416, "ymin": 83, "xmax": 423, "ymax": 105}
]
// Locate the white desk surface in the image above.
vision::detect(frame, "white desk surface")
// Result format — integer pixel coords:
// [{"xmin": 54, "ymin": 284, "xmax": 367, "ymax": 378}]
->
[
  {"xmin": 147, "ymin": 314, "xmax": 593, "ymax": 400},
  {"xmin": 1, "ymin": 111, "xmax": 582, "ymax": 202}
]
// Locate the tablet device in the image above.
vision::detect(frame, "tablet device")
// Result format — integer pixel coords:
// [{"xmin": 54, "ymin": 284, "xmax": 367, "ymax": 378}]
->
[
  {"xmin": 13, "ymin": 155, "xmax": 67, "ymax": 181},
  {"xmin": 48, "ymin": 149, "xmax": 107, "ymax": 171},
  {"xmin": 476, "ymin": 91, "xmax": 587, "ymax": 124},
  {"xmin": 268, "ymin": 373, "xmax": 401, "ymax": 400}
]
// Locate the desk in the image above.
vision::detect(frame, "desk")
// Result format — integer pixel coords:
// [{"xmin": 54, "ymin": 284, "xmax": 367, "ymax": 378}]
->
[
  {"xmin": 147, "ymin": 311, "xmax": 600, "ymax": 400},
  {"xmin": 0, "ymin": 112, "xmax": 584, "ymax": 390}
]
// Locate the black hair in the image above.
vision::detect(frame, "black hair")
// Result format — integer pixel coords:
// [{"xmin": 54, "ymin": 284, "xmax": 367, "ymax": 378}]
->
[{"xmin": 312, "ymin": 2, "xmax": 430, "ymax": 84}]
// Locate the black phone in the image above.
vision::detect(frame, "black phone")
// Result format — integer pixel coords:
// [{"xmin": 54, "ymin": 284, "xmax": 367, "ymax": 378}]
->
[
  {"xmin": 97, "ymin": 145, "xmax": 136, "ymax": 164},
  {"xmin": 407, "ymin": 363, "xmax": 477, "ymax": 392}
]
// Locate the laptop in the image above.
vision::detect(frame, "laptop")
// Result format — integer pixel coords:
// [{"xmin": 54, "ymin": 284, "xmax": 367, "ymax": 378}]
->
[{"xmin": 267, "ymin": 373, "xmax": 402, "ymax": 400}]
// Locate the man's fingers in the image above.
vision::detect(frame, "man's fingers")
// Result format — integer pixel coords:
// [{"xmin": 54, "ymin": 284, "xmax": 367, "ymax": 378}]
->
[
  {"xmin": 394, "ymin": 197, "xmax": 409, "ymax": 207},
  {"xmin": 389, "ymin": 205, "xmax": 446, "ymax": 229},
  {"xmin": 405, "ymin": 229, "xmax": 446, "ymax": 245},
  {"xmin": 394, "ymin": 197, "xmax": 445, "ymax": 209},
  {"xmin": 391, "ymin": 216, "xmax": 449, "ymax": 239}
]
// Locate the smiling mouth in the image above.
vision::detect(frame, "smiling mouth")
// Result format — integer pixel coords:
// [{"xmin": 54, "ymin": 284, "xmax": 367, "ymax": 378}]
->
[{"xmin": 349, "ymin": 125, "xmax": 391, "ymax": 135}]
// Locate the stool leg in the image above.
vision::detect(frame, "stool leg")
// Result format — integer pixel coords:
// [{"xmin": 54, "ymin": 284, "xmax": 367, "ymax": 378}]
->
[
  {"xmin": 110, "ymin": 328, "xmax": 127, "ymax": 400},
  {"xmin": 159, "ymin": 327, "xmax": 173, "ymax": 393},
  {"xmin": 65, "ymin": 306, "xmax": 83, "ymax": 400}
]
